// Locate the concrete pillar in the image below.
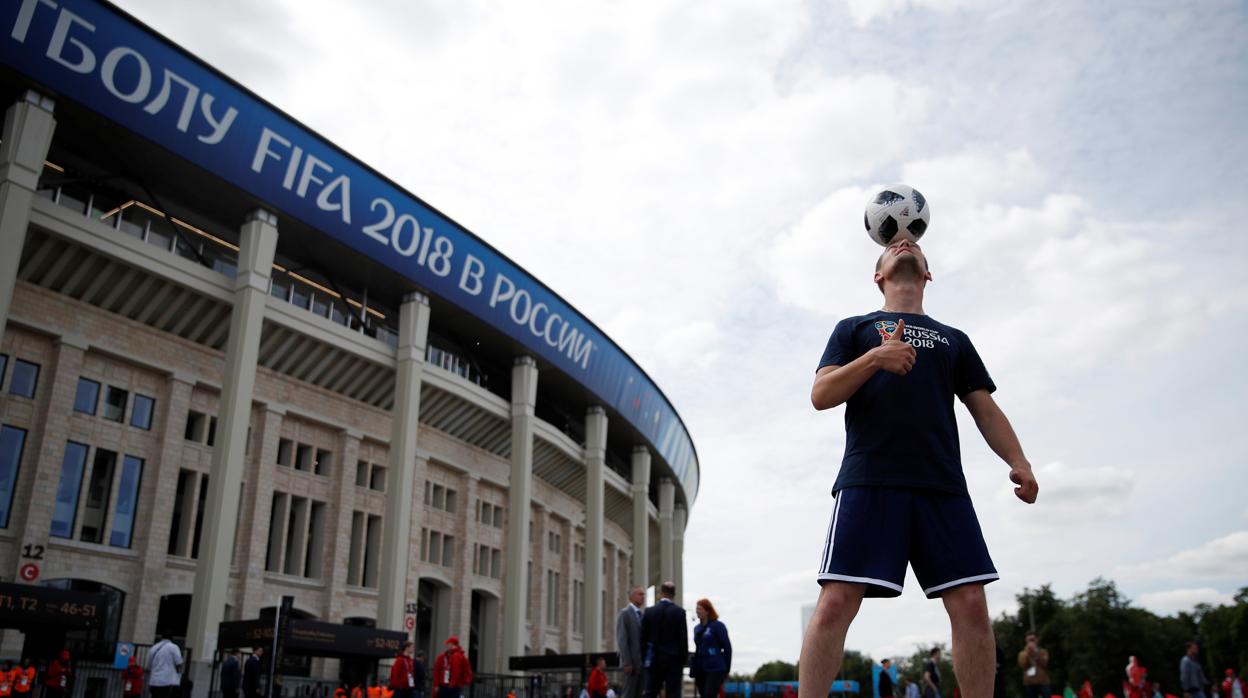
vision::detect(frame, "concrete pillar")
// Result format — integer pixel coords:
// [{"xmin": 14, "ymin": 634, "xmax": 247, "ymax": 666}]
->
[
  {"xmin": 673, "ymin": 505, "xmax": 687, "ymax": 607},
  {"xmin": 239, "ymin": 406, "xmax": 285, "ymax": 618},
  {"xmin": 583, "ymin": 406, "xmax": 607, "ymax": 651},
  {"xmin": 187, "ymin": 210, "xmax": 278, "ymax": 679},
  {"xmin": 0, "ymin": 91, "xmax": 55, "ymax": 331},
  {"xmin": 503, "ymin": 356, "xmax": 538, "ymax": 667},
  {"xmin": 630, "ymin": 447, "xmax": 651, "ymax": 590},
  {"xmin": 658, "ymin": 478, "xmax": 675, "ymax": 588},
  {"xmin": 378, "ymin": 292, "xmax": 431, "ymax": 630}
]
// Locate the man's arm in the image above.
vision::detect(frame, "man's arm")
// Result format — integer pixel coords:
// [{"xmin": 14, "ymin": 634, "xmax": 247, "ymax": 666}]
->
[
  {"xmin": 812, "ymin": 321, "xmax": 915, "ymax": 410},
  {"xmin": 962, "ymin": 389, "xmax": 1039, "ymax": 503},
  {"xmin": 615, "ymin": 610, "xmax": 634, "ymax": 672}
]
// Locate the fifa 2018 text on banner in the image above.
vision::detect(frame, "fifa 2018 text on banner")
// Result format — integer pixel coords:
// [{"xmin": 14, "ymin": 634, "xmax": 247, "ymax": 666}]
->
[{"xmin": 0, "ymin": 0, "xmax": 698, "ymax": 497}]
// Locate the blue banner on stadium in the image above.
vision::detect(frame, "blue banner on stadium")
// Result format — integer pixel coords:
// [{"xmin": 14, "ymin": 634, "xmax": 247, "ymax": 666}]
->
[{"xmin": 0, "ymin": 0, "xmax": 697, "ymax": 497}]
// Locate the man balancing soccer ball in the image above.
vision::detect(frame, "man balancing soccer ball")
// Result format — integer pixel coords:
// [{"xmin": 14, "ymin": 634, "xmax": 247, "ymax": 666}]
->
[{"xmin": 799, "ymin": 185, "xmax": 1039, "ymax": 698}]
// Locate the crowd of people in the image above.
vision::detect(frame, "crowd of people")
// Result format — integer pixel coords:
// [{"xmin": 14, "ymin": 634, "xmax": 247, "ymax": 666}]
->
[{"xmin": 867, "ymin": 635, "xmax": 1246, "ymax": 698}]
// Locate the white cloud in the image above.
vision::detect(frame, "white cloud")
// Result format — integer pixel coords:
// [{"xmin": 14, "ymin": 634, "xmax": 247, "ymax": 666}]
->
[
  {"xmin": 1116, "ymin": 532, "xmax": 1248, "ymax": 583},
  {"xmin": 994, "ymin": 460, "xmax": 1135, "ymax": 523},
  {"xmin": 1137, "ymin": 588, "xmax": 1236, "ymax": 615}
]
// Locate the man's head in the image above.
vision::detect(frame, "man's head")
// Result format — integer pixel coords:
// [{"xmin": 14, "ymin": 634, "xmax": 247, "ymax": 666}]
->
[
  {"xmin": 416, "ymin": 651, "xmax": 426, "ymax": 662},
  {"xmin": 596, "ymin": 657, "xmax": 606, "ymax": 669},
  {"xmin": 882, "ymin": 659, "xmax": 891, "ymax": 669},
  {"xmin": 254, "ymin": 646, "xmax": 265, "ymax": 657},
  {"xmin": 929, "ymin": 647, "xmax": 941, "ymax": 660},
  {"xmin": 1025, "ymin": 632, "xmax": 1038, "ymax": 647},
  {"xmin": 874, "ymin": 238, "xmax": 931, "ymax": 294},
  {"xmin": 1186, "ymin": 641, "xmax": 1199, "ymax": 656},
  {"xmin": 659, "ymin": 582, "xmax": 676, "ymax": 600},
  {"xmin": 446, "ymin": 635, "xmax": 460, "ymax": 648},
  {"xmin": 629, "ymin": 586, "xmax": 645, "ymax": 607},
  {"xmin": 402, "ymin": 641, "xmax": 414, "ymax": 657}
]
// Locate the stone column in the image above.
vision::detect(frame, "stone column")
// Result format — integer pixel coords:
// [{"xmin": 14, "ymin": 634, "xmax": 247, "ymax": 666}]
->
[
  {"xmin": 378, "ymin": 293, "xmax": 431, "ymax": 631},
  {"xmin": 0, "ymin": 91, "xmax": 55, "ymax": 330},
  {"xmin": 583, "ymin": 407, "xmax": 606, "ymax": 651},
  {"xmin": 502, "ymin": 356, "xmax": 537, "ymax": 667},
  {"xmin": 630, "ymin": 447, "xmax": 651, "ymax": 591},
  {"xmin": 673, "ymin": 505, "xmax": 687, "ymax": 607},
  {"xmin": 187, "ymin": 210, "xmax": 278, "ymax": 687},
  {"xmin": 658, "ymin": 478, "xmax": 675, "ymax": 587}
]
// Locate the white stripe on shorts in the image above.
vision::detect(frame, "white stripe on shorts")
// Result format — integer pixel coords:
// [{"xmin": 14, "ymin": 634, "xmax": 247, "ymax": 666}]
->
[
  {"xmin": 817, "ymin": 573, "xmax": 904, "ymax": 593},
  {"xmin": 922, "ymin": 572, "xmax": 1000, "ymax": 596},
  {"xmin": 819, "ymin": 495, "xmax": 843, "ymax": 574}
]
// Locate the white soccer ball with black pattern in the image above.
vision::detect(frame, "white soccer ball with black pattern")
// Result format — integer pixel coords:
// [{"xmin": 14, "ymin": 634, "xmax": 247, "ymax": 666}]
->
[{"xmin": 864, "ymin": 184, "xmax": 930, "ymax": 246}]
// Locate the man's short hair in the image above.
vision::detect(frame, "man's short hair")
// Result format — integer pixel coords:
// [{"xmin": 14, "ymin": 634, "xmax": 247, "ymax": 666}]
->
[
  {"xmin": 660, "ymin": 581, "xmax": 676, "ymax": 598},
  {"xmin": 1186, "ymin": 641, "xmax": 1199, "ymax": 650},
  {"xmin": 929, "ymin": 647, "xmax": 941, "ymax": 657},
  {"xmin": 882, "ymin": 659, "xmax": 891, "ymax": 666},
  {"xmin": 1025, "ymin": 631, "xmax": 1038, "ymax": 641}
]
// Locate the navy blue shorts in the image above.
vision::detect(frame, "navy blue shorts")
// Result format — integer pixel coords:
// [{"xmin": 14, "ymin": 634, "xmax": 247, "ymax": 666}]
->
[{"xmin": 817, "ymin": 486, "xmax": 998, "ymax": 598}]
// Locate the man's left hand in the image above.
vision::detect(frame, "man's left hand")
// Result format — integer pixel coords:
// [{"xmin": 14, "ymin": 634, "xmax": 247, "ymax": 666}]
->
[{"xmin": 1010, "ymin": 462, "xmax": 1039, "ymax": 503}]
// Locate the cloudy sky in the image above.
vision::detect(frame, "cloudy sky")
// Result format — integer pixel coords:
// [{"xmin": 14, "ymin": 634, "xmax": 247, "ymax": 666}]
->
[{"xmin": 121, "ymin": 0, "xmax": 1248, "ymax": 672}]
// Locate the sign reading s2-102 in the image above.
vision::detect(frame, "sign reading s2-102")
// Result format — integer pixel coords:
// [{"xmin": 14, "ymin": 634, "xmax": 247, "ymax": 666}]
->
[{"xmin": 0, "ymin": 0, "xmax": 698, "ymax": 497}]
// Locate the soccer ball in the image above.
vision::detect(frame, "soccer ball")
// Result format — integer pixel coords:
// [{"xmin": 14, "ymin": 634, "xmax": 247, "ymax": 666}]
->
[{"xmin": 864, "ymin": 184, "xmax": 930, "ymax": 246}]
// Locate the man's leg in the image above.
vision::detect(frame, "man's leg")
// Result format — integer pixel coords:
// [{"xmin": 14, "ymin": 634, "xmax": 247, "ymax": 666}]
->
[
  {"xmin": 942, "ymin": 584, "xmax": 995, "ymax": 698},
  {"xmin": 797, "ymin": 582, "xmax": 866, "ymax": 698}
]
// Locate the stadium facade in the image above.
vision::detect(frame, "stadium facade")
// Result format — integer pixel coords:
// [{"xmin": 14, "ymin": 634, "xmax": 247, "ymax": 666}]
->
[{"xmin": 0, "ymin": 0, "xmax": 697, "ymax": 684}]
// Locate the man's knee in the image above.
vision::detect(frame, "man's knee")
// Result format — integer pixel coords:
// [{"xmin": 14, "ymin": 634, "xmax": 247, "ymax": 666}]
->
[
  {"xmin": 811, "ymin": 582, "xmax": 864, "ymax": 630},
  {"xmin": 942, "ymin": 584, "xmax": 990, "ymax": 626}
]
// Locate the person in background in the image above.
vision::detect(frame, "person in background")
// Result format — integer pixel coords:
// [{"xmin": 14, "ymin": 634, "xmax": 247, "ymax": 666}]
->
[
  {"xmin": 243, "ymin": 647, "xmax": 265, "ymax": 698},
  {"xmin": 692, "ymin": 599, "xmax": 732, "ymax": 698},
  {"xmin": 12, "ymin": 659, "xmax": 35, "ymax": 698},
  {"xmin": 1225, "ymin": 670, "xmax": 1246, "ymax": 698},
  {"xmin": 641, "ymin": 583, "xmax": 688, "ymax": 698},
  {"xmin": 45, "ymin": 650, "xmax": 72, "ymax": 698},
  {"xmin": 221, "ymin": 649, "xmax": 242, "ymax": 698},
  {"xmin": 413, "ymin": 652, "xmax": 428, "ymax": 698},
  {"xmin": 905, "ymin": 676, "xmax": 921, "ymax": 698},
  {"xmin": 1019, "ymin": 633, "xmax": 1051, "ymax": 698},
  {"xmin": 122, "ymin": 656, "xmax": 144, "ymax": 698},
  {"xmin": 923, "ymin": 649, "xmax": 942, "ymax": 698},
  {"xmin": 390, "ymin": 642, "xmax": 417, "ymax": 698},
  {"xmin": 147, "ymin": 635, "xmax": 183, "ymax": 698},
  {"xmin": 432, "ymin": 636, "xmax": 473, "ymax": 698},
  {"xmin": 616, "ymin": 587, "xmax": 646, "ymax": 698},
  {"xmin": 879, "ymin": 660, "xmax": 896, "ymax": 698},
  {"xmin": 1180, "ymin": 642, "xmax": 1209, "ymax": 698},
  {"xmin": 0, "ymin": 661, "xmax": 11, "ymax": 698},
  {"xmin": 588, "ymin": 658, "xmax": 609, "ymax": 698}
]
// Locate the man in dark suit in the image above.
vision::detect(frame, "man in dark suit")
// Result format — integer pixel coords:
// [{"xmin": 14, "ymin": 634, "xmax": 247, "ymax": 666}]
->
[
  {"xmin": 243, "ymin": 647, "xmax": 265, "ymax": 698},
  {"xmin": 221, "ymin": 649, "xmax": 242, "ymax": 698},
  {"xmin": 641, "ymin": 582, "xmax": 687, "ymax": 698},
  {"xmin": 616, "ymin": 586, "xmax": 646, "ymax": 698}
]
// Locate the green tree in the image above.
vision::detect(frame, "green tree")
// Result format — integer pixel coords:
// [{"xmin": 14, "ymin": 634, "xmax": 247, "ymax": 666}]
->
[{"xmin": 756, "ymin": 661, "xmax": 798, "ymax": 682}]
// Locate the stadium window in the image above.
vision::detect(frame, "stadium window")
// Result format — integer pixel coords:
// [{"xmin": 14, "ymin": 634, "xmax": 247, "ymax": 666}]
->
[
  {"xmin": 277, "ymin": 438, "xmax": 293, "ymax": 467},
  {"xmin": 442, "ymin": 535, "xmax": 454, "ymax": 568},
  {"xmin": 355, "ymin": 460, "xmax": 369, "ymax": 487},
  {"xmin": 131, "ymin": 394, "xmax": 155, "ymax": 430},
  {"xmin": 314, "ymin": 448, "xmax": 333, "ymax": 476},
  {"xmin": 50, "ymin": 442, "xmax": 90, "ymax": 538},
  {"xmin": 185, "ymin": 411, "xmax": 206, "ymax": 442},
  {"xmin": 108, "ymin": 455, "xmax": 143, "ymax": 548},
  {"xmin": 102, "ymin": 385, "xmax": 128, "ymax": 423},
  {"xmin": 295, "ymin": 444, "xmax": 313, "ymax": 472},
  {"xmin": 74, "ymin": 378, "xmax": 101, "ymax": 415},
  {"xmin": 8, "ymin": 359, "xmax": 39, "ymax": 398},
  {"xmin": 79, "ymin": 448, "xmax": 119, "ymax": 544},
  {"xmin": 206, "ymin": 416, "xmax": 217, "ymax": 447},
  {"xmin": 0, "ymin": 354, "xmax": 7, "ymax": 387},
  {"xmin": 369, "ymin": 465, "xmax": 386, "ymax": 492},
  {"xmin": 444, "ymin": 488, "xmax": 457, "ymax": 514},
  {"xmin": 0, "ymin": 425, "xmax": 27, "ymax": 528}
]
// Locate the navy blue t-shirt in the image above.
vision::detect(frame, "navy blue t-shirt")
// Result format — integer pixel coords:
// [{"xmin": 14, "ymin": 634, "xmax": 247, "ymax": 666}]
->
[{"xmin": 818, "ymin": 311, "xmax": 995, "ymax": 496}]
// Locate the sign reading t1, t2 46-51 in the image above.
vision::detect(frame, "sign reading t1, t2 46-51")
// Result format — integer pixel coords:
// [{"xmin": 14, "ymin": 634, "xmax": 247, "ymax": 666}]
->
[{"xmin": 0, "ymin": 0, "xmax": 698, "ymax": 494}]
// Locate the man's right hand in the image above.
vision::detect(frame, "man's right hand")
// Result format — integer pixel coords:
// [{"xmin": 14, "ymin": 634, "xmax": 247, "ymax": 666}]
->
[{"xmin": 873, "ymin": 319, "xmax": 916, "ymax": 375}]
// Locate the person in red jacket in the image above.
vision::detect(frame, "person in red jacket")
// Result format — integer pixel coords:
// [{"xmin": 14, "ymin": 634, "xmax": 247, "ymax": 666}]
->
[
  {"xmin": 389, "ymin": 642, "xmax": 417, "ymax": 698},
  {"xmin": 122, "ymin": 656, "xmax": 144, "ymax": 698},
  {"xmin": 44, "ymin": 651, "xmax": 72, "ymax": 698},
  {"xmin": 432, "ymin": 637, "xmax": 473, "ymax": 698},
  {"xmin": 588, "ymin": 658, "xmax": 609, "ymax": 698}
]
